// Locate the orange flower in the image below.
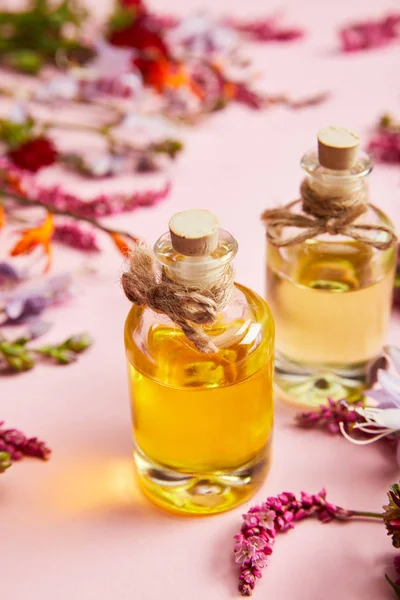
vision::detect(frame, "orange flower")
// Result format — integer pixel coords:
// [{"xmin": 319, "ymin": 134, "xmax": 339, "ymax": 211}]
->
[
  {"xmin": 4, "ymin": 172, "xmax": 25, "ymax": 195},
  {"xmin": 135, "ymin": 56, "xmax": 203, "ymax": 97},
  {"xmin": 10, "ymin": 213, "xmax": 54, "ymax": 272},
  {"xmin": 0, "ymin": 205, "xmax": 4, "ymax": 230},
  {"xmin": 223, "ymin": 81, "xmax": 238, "ymax": 101},
  {"xmin": 111, "ymin": 232, "xmax": 137, "ymax": 256}
]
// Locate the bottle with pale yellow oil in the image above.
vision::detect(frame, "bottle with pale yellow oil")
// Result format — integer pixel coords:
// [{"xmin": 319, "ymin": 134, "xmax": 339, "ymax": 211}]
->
[
  {"xmin": 263, "ymin": 127, "xmax": 397, "ymax": 408},
  {"xmin": 123, "ymin": 209, "xmax": 274, "ymax": 515}
]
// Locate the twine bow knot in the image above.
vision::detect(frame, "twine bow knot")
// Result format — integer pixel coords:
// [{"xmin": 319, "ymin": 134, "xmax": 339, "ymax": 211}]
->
[
  {"xmin": 262, "ymin": 179, "xmax": 397, "ymax": 250},
  {"xmin": 121, "ymin": 245, "xmax": 234, "ymax": 353}
]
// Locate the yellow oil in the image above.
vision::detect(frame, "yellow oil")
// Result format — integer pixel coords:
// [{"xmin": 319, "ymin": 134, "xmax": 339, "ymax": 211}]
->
[
  {"xmin": 125, "ymin": 284, "xmax": 274, "ymax": 514},
  {"xmin": 267, "ymin": 239, "xmax": 396, "ymax": 367}
]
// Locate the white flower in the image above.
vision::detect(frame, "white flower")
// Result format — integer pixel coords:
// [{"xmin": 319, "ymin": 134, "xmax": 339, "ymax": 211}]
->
[
  {"xmin": 8, "ymin": 101, "xmax": 29, "ymax": 124},
  {"xmin": 35, "ymin": 75, "xmax": 78, "ymax": 101}
]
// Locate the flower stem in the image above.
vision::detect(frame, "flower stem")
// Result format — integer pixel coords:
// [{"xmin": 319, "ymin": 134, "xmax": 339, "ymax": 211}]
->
[
  {"xmin": 351, "ymin": 510, "xmax": 383, "ymax": 520},
  {"xmin": 1, "ymin": 190, "xmax": 138, "ymax": 244}
]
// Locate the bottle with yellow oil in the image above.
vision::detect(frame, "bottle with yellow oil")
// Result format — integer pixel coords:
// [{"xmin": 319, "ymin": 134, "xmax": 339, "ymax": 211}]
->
[
  {"xmin": 123, "ymin": 209, "xmax": 274, "ymax": 515},
  {"xmin": 263, "ymin": 126, "xmax": 397, "ymax": 408}
]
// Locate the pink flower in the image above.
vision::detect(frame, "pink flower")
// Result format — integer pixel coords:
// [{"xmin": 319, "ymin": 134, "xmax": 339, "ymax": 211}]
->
[
  {"xmin": 53, "ymin": 223, "xmax": 100, "ymax": 252},
  {"xmin": 0, "ymin": 156, "xmax": 171, "ymax": 219},
  {"xmin": 340, "ymin": 13, "xmax": 400, "ymax": 52},
  {"xmin": 235, "ymin": 488, "xmax": 355, "ymax": 596},
  {"xmin": 228, "ymin": 16, "xmax": 304, "ymax": 42},
  {"xmin": 0, "ymin": 421, "xmax": 50, "ymax": 462},
  {"xmin": 368, "ymin": 131, "xmax": 400, "ymax": 164}
]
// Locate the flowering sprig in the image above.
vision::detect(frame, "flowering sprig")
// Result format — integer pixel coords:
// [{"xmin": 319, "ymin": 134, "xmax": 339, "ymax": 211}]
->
[
  {"xmin": 103, "ymin": 1, "xmax": 325, "ymax": 120},
  {"xmin": 235, "ymin": 481, "xmax": 400, "ymax": 597},
  {"xmin": 296, "ymin": 397, "xmax": 363, "ymax": 434},
  {"xmin": 340, "ymin": 13, "xmax": 400, "ymax": 52},
  {"xmin": 0, "ymin": 328, "xmax": 92, "ymax": 373},
  {"xmin": 0, "ymin": 420, "xmax": 51, "ymax": 464},
  {"xmin": 0, "ymin": 156, "xmax": 169, "ymax": 267},
  {"xmin": 235, "ymin": 489, "xmax": 382, "ymax": 596},
  {"xmin": 0, "ymin": 104, "xmax": 183, "ymax": 175},
  {"xmin": 296, "ymin": 347, "xmax": 400, "ymax": 466}
]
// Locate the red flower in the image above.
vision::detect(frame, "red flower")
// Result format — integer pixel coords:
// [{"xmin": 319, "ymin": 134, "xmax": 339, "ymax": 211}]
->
[
  {"xmin": 133, "ymin": 55, "xmax": 170, "ymax": 90},
  {"xmin": 120, "ymin": 0, "xmax": 144, "ymax": 9},
  {"xmin": 9, "ymin": 137, "xmax": 57, "ymax": 173},
  {"xmin": 109, "ymin": 13, "xmax": 169, "ymax": 57}
]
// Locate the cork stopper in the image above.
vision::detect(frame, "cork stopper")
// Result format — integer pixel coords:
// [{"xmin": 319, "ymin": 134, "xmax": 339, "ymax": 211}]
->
[
  {"xmin": 169, "ymin": 209, "xmax": 219, "ymax": 256},
  {"xmin": 317, "ymin": 126, "xmax": 360, "ymax": 170}
]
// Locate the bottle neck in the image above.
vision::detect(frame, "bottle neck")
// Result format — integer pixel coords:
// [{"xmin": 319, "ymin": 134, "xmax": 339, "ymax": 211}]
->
[
  {"xmin": 301, "ymin": 149, "xmax": 372, "ymax": 203},
  {"xmin": 153, "ymin": 228, "xmax": 238, "ymax": 288},
  {"xmin": 164, "ymin": 257, "xmax": 229, "ymax": 287}
]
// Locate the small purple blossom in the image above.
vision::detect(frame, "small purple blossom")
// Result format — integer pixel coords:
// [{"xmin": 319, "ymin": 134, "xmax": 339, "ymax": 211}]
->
[
  {"xmin": 1, "ymin": 274, "xmax": 72, "ymax": 324},
  {"xmin": 0, "ymin": 262, "xmax": 21, "ymax": 287}
]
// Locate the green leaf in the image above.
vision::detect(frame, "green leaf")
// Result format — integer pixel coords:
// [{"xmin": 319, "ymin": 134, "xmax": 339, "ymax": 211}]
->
[
  {"xmin": 153, "ymin": 139, "xmax": 184, "ymax": 159},
  {"xmin": 107, "ymin": 5, "xmax": 135, "ymax": 32},
  {"xmin": 0, "ymin": 117, "xmax": 34, "ymax": 147},
  {"xmin": 7, "ymin": 355, "xmax": 35, "ymax": 372},
  {"xmin": 61, "ymin": 333, "xmax": 92, "ymax": 353},
  {"xmin": 0, "ymin": 452, "xmax": 11, "ymax": 473},
  {"xmin": 2, "ymin": 49, "xmax": 43, "ymax": 74},
  {"xmin": 386, "ymin": 574, "xmax": 400, "ymax": 599}
]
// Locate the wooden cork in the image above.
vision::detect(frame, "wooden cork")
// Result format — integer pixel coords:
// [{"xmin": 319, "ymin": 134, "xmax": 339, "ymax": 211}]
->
[
  {"xmin": 169, "ymin": 209, "xmax": 219, "ymax": 256},
  {"xmin": 317, "ymin": 126, "xmax": 360, "ymax": 170}
]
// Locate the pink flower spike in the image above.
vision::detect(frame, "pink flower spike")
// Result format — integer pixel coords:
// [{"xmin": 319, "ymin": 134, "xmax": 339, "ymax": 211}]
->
[
  {"xmin": 340, "ymin": 13, "xmax": 400, "ymax": 52},
  {"xmin": 235, "ymin": 488, "xmax": 356, "ymax": 596},
  {"xmin": 258, "ymin": 510, "xmax": 276, "ymax": 529},
  {"xmin": 242, "ymin": 513, "xmax": 261, "ymax": 527}
]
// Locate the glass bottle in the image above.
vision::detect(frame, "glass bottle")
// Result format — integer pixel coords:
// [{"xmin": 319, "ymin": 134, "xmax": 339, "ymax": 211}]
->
[
  {"xmin": 266, "ymin": 127, "xmax": 397, "ymax": 408},
  {"xmin": 124, "ymin": 209, "xmax": 274, "ymax": 515}
]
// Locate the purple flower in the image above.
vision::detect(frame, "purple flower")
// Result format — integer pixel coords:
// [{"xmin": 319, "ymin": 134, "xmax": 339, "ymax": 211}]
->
[
  {"xmin": 366, "ymin": 347, "xmax": 400, "ymax": 409},
  {"xmin": 0, "ymin": 263, "xmax": 21, "ymax": 287},
  {"xmin": 1, "ymin": 274, "xmax": 72, "ymax": 324}
]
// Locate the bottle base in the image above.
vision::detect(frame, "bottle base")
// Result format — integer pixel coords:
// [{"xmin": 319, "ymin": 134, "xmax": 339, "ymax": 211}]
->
[
  {"xmin": 274, "ymin": 352, "xmax": 369, "ymax": 409},
  {"xmin": 134, "ymin": 445, "xmax": 271, "ymax": 516}
]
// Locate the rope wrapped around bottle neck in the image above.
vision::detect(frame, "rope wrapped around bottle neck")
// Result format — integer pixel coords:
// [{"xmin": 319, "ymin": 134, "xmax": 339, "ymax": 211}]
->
[
  {"xmin": 262, "ymin": 179, "xmax": 397, "ymax": 250},
  {"xmin": 121, "ymin": 245, "xmax": 234, "ymax": 353}
]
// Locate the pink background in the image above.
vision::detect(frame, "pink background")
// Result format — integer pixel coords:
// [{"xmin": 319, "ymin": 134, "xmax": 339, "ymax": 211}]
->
[{"xmin": 2, "ymin": 0, "xmax": 400, "ymax": 598}]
